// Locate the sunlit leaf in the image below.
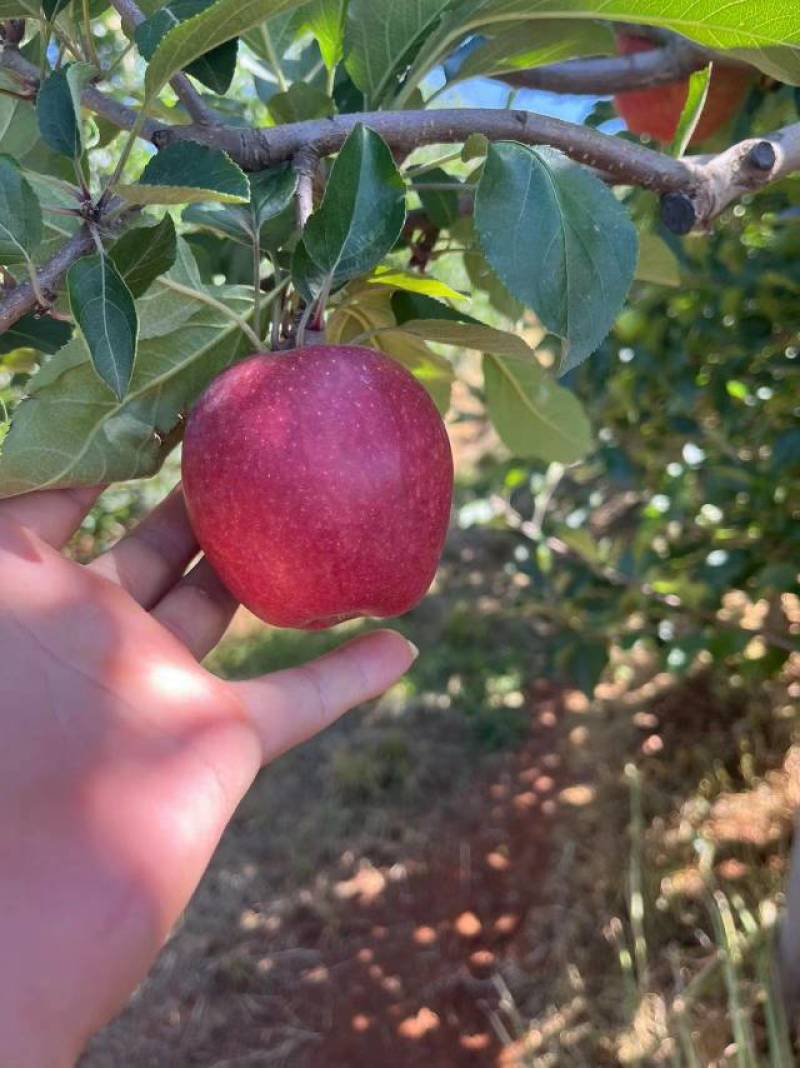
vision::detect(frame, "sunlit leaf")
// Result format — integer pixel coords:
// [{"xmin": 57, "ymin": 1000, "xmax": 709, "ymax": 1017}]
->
[{"xmin": 483, "ymin": 354, "xmax": 592, "ymax": 463}]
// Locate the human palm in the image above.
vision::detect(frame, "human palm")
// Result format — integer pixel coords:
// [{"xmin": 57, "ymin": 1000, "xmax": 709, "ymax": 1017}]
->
[{"xmin": 0, "ymin": 486, "xmax": 414, "ymax": 1067}]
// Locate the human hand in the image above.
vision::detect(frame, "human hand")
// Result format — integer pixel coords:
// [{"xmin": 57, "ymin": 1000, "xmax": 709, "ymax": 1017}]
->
[{"xmin": 0, "ymin": 486, "xmax": 416, "ymax": 1067}]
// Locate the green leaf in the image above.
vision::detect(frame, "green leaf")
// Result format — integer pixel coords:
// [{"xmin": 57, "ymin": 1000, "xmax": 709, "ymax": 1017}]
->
[
  {"xmin": 183, "ymin": 167, "xmax": 297, "ymax": 248},
  {"xmin": 391, "ymin": 290, "xmax": 478, "ymax": 324},
  {"xmin": 36, "ymin": 63, "xmax": 94, "ymax": 158},
  {"xmin": 635, "ymin": 231, "xmax": 681, "ymax": 287},
  {"xmin": 0, "ymin": 155, "xmax": 42, "ymax": 261},
  {"xmin": 67, "ymin": 253, "xmax": 139, "ymax": 400},
  {"xmin": 462, "ymin": 133, "xmax": 489, "ymax": 162},
  {"xmin": 249, "ymin": 164, "xmax": 298, "ymax": 228},
  {"xmin": 0, "ymin": 97, "xmax": 39, "ymax": 160},
  {"xmin": 267, "ymin": 82, "xmax": 334, "ymax": 123},
  {"xmin": 475, "ymin": 143, "xmax": 638, "ymax": 374},
  {"xmin": 118, "ymin": 142, "xmax": 250, "ymax": 205},
  {"xmin": 401, "ymin": 318, "xmax": 541, "ymax": 363},
  {"xmin": 0, "ymin": 313, "xmax": 72, "ymax": 355},
  {"xmin": 291, "ymin": 239, "xmax": 328, "ymax": 302},
  {"xmin": 414, "ymin": 167, "xmax": 459, "ymax": 229},
  {"xmin": 344, "ymin": 0, "xmax": 453, "ymax": 106},
  {"xmin": 42, "ymin": 0, "xmax": 72, "ymax": 19},
  {"xmin": 25, "ymin": 170, "xmax": 83, "ymax": 264},
  {"xmin": 134, "ymin": 237, "xmax": 210, "ymax": 338},
  {"xmin": 145, "ymin": 0, "xmax": 306, "ymax": 100},
  {"xmin": 456, "ymin": 19, "xmax": 613, "ymax": 81},
  {"xmin": 0, "ymin": 291, "xmax": 255, "ymax": 496},
  {"xmin": 135, "ymin": 0, "xmax": 238, "ymax": 94},
  {"xmin": 109, "ymin": 215, "xmax": 178, "ymax": 297},
  {"xmin": 304, "ymin": 0, "xmax": 347, "ymax": 70},
  {"xmin": 671, "ymin": 63, "xmax": 712, "ymax": 157},
  {"xmin": 402, "ymin": 1, "xmax": 800, "ymax": 91},
  {"xmin": 295, "ymin": 124, "xmax": 406, "ymax": 300},
  {"xmin": 483, "ymin": 353, "xmax": 592, "ymax": 463},
  {"xmin": 0, "ymin": 0, "xmax": 39, "ymax": 15},
  {"xmin": 243, "ymin": 8, "xmax": 304, "ymax": 62},
  {"xmin": 182, "ymin": 202, "xmax": 254, "ymax": 244},
  {"xmin": 368, "ymin": 268, "xmax": 466, "ymax": 302}
]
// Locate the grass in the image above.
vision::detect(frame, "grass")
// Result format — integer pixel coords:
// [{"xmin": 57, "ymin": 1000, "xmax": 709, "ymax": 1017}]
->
[{"xmin": 492, "ymin": 658, "xmax": 799, "ymax": 1068}]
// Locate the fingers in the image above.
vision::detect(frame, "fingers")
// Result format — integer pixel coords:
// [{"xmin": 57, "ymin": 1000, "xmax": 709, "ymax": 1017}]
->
[
  {"xmin": 89, "ymin": 488, "xmax": 198, "ymax": 608},
  {"xmin": 0, "ymin": 485, "xmax": 102, "ymax": 548},
  {"xmin": 151, "ymin": 557, "xmax": 238, "ymax": 660},
  {"xmin": 233, "ymin": 630, "xmax": 418, "ymax": 764}
]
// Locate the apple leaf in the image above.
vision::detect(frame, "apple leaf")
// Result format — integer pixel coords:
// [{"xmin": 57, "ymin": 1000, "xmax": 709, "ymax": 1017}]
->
[
  {"xmin": 182, "ymin": 202, "xmax": 254, "ymax": 245},
  {"xmin": 144, "ymin": 0, "xmax": 306, "ymax": 99},
  {"xmin": 24, "ymin": 171, "xmax": 83, "ymax": 265},
  {"xmin": 267, "ymin": 83, "xmax": 334, "ymax": 124},
  {"xmin": 475, "ymin": 143, "xmax": 638, "ymax": 374},
  {"xmin": 182, "ymin": 164, "xmax": 298, "ymax": 246},
  {"xmin": 344, "ymin": 0, "xmax": 453, "ymax": 107},
  {"xmin": 636, "ymin": 232, "xmax": 681, "ymax": 287},
  {"xmin": 294, "ymin": 124, "xmax": 406, "ymax": 300},
  {"xmin": 413, "ymin": 167, "xmax": 460, "ymax": 229},
  {"xmin": 0, "ymin": 285, "xmax": 255, "ymax": 497},
  {"xmin": 0, "ymin": 0, "xmax": 39, "ymax": 15},
  {"xmin": 109, "ymin": 214, "xmax": 178, "ymax": 297},
  {"xmin": 117, "ymin": 142, "xmax": 250, "ymax": 205},
  {"xmin": 399, "ymin": 318, "xmax": 543, "ymax": 362},
  {"xmin": 135, "ymin": 0, "xmax": 238, "ymax": 94},
  {"xmin": 671, "ymin": 63, "xmax": 712, "ymax": 158},
  {"xmin": 483, "ymin": 354, "xmax": 592, "ymax": 464},
  {"xmin": 41, "ymin": 0, "xmax": 71, "ymax": 18},
  {"xmin": 368, "ymin": 269, "xmax": 466, "ymax": 302},
  {"xmin": 67, "ymin": 253, "xmax": 139, "ymax": 400},
  {"xmin": 403, "ymin": 1, "xmax": 800, "ymax": 89},
  {"xmin": 249, "ymin": 165, "xmax": 298, "ymax": 229},
  {"xmin": 0, "ymin": 97, "xmax": 39, "ymax": 160},
  {"xmin": 455, "ymin": 19, "xmax": 613, "ymax": 82},
  {"xmin": 0, "ymin": 154, "xmax": 42, "ymax": 261},
  {"xmin": 304, "ymin": 0, "xmax": 347, "ymax": 71},
  {"xmin": 0, "ymin": 314, "xmax": 72, "ymax": 356},
  {"xmin": 391, "ymin": 290, "xmax": 483, "ymax": 326},
  {"xmin": 36, "ymin": 63, "xmax": 94, "ymax": 158}
]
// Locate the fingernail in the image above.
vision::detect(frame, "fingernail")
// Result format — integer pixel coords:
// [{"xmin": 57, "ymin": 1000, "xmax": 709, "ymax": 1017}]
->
[{"xmin": 406, "ymin": 639, "xmax": 420, "ymax": 661}]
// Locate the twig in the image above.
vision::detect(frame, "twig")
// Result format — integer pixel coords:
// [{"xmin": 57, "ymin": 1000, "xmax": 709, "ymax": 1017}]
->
[
  {"xmin": 2, "ymin": 38, "xmax": 797, "ymax": 232},
  {"xmin": 0, "ymin": 227, "xmax": 95, "ymax": 331},
  {"xmin": 293, "ymin": 146, "xmax": 318, "ymax": 231},
  {"xmin": 498, "ymin": 39, "xmax": 749, "ymax": 95}
]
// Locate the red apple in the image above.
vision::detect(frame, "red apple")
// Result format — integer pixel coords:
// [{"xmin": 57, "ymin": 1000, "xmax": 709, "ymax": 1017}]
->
[
  {"xmin": 181, "ymin": 346, "xmax": 454, "ymax": 630},
  {"xmin": 614, "ymin": 33, "xmax": 751, "ymax": 145}
]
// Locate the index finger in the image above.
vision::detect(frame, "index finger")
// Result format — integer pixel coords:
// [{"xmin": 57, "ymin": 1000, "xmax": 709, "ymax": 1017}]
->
[
  {"xmin": 232, "ymin": 630, "xmax": 418, "ymax": 764},
  {"xmin": 0, "ymin": 485, "xmax": 103, "ymax": 548}
]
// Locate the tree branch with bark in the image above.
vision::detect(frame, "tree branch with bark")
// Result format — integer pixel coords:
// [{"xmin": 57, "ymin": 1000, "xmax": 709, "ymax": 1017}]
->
[{"xmin": 1, "ymin": 17, "xmax": 800, "ymax": 335}]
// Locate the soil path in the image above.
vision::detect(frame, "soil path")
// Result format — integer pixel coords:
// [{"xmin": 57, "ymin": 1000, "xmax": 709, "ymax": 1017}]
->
[
  {"xmin": 247, "ymin": 692, "xmax": 564, "ymax": 1067},
  {"xmin": 83, "ymin": 690, "xmax": 564, "ymax": 1068}
]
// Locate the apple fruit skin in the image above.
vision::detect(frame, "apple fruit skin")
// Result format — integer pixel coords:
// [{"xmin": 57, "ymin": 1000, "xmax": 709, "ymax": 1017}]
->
[
  {"xmin": 614, "ymin": 33, "xmax": 751, "ymax": 145},
  {"xmin": 181, "ymin": 345, "xmax": 454, "ymax": 630}
]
